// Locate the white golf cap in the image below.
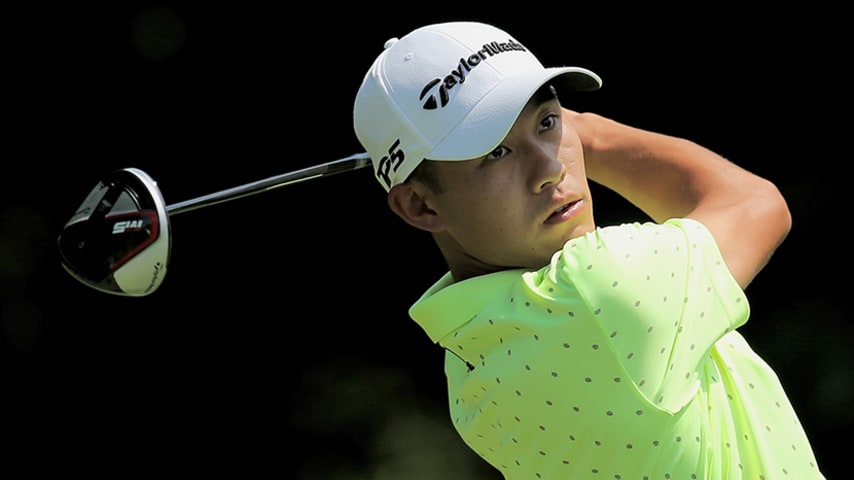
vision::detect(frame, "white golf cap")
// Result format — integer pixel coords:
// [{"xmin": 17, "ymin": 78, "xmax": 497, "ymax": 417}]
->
[{"xmin": 353, "ymin": 21, "xmax": 602, "ymax": 192}]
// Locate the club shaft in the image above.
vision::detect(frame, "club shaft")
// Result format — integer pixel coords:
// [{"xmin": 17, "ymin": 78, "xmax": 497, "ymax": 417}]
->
[{"xmin": 166, "ymin": 152, "xmax": 372, "ymax": 216}]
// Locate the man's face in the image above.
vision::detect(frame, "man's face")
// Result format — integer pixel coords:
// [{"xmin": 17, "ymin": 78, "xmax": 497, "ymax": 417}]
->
[{"xmin": 425, "ymin": 99, "xmax": 596, "ymax": 273}]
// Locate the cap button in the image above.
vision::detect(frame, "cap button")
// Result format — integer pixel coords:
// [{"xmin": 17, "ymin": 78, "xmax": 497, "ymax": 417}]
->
[{"xmin": 384, "ymin": 37, "xmax": 399, "ymax": 49}]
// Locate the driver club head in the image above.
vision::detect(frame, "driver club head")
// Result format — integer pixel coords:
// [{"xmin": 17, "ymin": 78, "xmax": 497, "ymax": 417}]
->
[{"xmin": 58, "ymin": 168, "xmax": 171, "ymax": 297}]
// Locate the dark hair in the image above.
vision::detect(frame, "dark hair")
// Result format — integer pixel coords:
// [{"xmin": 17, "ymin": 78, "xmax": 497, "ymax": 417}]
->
[
  {"xmin": 532, "ymin": 83, "xmax": 559, "ymax": 105},
  {"xmin": 407, "ymin": 159, "xmax": 444, "ymax": 193}
]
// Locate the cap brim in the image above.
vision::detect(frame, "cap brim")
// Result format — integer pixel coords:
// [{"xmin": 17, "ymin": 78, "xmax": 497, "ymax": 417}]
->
[{"xmin": 427, "ymin": 66, "xmax": 601, "ymax": 161}]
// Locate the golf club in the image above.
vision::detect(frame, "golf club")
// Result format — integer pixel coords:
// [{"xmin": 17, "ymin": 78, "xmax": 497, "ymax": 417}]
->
[{"xmin": 58, "ymin": 152, "xmax": 372, "ymax": 297}]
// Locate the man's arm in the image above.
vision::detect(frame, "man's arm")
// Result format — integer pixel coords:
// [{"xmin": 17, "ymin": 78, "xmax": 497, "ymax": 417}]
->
[{"xmin": 566, "ymin": 109, "xmax": 791, "ymax": 289}]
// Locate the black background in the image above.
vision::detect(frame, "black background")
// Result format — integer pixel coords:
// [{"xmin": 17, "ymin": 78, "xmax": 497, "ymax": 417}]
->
[{"xmin": 3, "ymin": 3, "xmax": 851, "ymax": 478}]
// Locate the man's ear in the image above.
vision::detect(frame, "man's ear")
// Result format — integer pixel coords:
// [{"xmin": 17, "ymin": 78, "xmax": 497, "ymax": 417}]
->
[{"xmin": 387, "ymin": 183, "xmax": 445, "ymax": 232}]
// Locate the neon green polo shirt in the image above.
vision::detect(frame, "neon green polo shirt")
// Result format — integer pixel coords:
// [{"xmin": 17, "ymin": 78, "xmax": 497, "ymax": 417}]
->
[{"xmin": 410, "ymin": 218, "xmax": 824, "ymax": 479}]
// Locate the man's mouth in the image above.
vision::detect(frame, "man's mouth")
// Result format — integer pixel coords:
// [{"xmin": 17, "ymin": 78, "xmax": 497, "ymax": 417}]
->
[{"xmin": 545, "ymin": 200, "xmax": 582, "ymax": 224}]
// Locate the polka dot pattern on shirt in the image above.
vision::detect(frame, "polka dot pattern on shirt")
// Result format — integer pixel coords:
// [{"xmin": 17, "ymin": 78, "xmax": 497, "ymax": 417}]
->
[{"xmin": 412, "ymin": 220, "xmax": 824, "ymax": 479}]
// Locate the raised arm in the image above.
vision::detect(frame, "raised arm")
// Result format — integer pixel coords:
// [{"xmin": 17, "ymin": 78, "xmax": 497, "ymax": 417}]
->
[{"xmin": 566, "ymin": 109, "xmax": 791, "ymax": 289}]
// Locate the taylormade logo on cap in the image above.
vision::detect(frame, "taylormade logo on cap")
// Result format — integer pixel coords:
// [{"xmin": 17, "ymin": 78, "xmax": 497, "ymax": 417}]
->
[
  {"xmin": 420, "ymin": 38, "xmax": 527, "ymax": 110},
  {"xmin": 353, "ymin": 21, "xmax": 602, "ymax": 192}
]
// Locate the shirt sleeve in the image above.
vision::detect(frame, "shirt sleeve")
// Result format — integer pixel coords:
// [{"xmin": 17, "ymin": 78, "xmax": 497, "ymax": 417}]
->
[{"xmin": 528, "ymin": 218, "xmax": 749, "ymax": 413}]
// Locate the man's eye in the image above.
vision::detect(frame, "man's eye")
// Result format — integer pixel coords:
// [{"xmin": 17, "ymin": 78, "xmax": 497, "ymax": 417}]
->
[
  {"xmin": 540, "ymin": 114, "xmax": 559, "ymax": 131},
  {"xmin": 485, "ymin": 146, "xmax": 508, "ymax": 160}
]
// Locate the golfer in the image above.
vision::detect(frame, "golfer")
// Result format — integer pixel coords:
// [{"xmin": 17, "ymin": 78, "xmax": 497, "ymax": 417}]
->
[{"xmin": 353, "ymin": 21, "xmax": 825, "ymax": 479}]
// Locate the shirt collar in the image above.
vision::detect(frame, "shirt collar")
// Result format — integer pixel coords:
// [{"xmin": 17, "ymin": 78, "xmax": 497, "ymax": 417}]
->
[{"xmin": 409, "ymin": 269, "xmax": 524, "ymax": 343}]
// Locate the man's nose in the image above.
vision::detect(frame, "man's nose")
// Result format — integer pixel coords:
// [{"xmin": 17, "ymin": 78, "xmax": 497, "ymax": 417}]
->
[{"xmin": 530, "ymin": 146, "xmax": 564, "ymax": 193}]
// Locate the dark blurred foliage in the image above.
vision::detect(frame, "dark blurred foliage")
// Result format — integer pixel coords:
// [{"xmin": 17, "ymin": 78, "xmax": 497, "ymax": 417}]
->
[{"xmin": 2, "ymin": 2, "xmax": 850, "ymax": 478}]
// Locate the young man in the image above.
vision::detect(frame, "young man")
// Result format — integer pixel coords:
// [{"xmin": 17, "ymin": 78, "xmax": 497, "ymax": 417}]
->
[{"xmin": 353, "ymin": 21, "xmax": 825, "ymax": 479}]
